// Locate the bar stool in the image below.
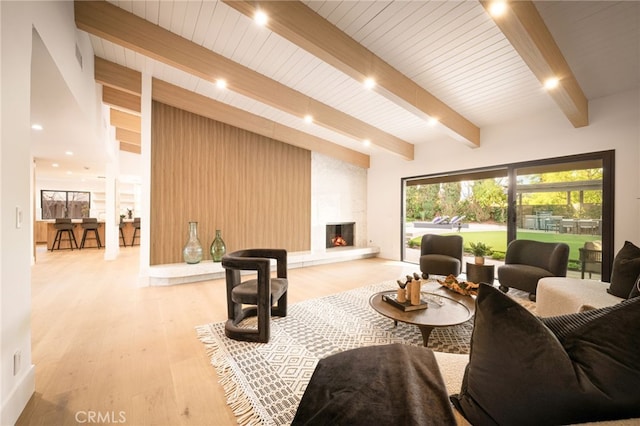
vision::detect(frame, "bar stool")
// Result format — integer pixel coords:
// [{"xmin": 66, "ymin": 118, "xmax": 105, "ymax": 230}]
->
[
  {"xmin": 119, "ymin": 221, "xmax": 127, "ymax": 247},
  {"xmin": 80, "ymin": 218, "xmax": 102, "ymax": 249},
  {"xmin": 50, "ymin": 218, "xmax": 78, "ymax": 251},
  {"xmin": 131, "ymin": 217, "xmax": 141, "ymax": 246}
]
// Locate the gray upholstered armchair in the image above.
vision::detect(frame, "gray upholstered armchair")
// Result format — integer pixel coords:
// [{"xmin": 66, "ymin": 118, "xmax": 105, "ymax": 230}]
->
[
  {"xmin": 419, "ymin": 234, "xmax": 464, "ymax": 279},
  {"xmin": 498, "ymin": 240, "xmax": 569, "ymax": 301},
  {"xmin": 222, "ymin": 249, "xmax": 288, "ymax": 343}
]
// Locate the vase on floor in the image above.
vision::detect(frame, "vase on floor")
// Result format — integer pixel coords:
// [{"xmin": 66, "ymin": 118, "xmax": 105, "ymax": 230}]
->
[
  {"xmin": 210, "ymin": 229, "xmax": 226, "ymax": 262},
  {"xmin": 183, "ymin": 221, "xmax": 203, "ymax": 264}
]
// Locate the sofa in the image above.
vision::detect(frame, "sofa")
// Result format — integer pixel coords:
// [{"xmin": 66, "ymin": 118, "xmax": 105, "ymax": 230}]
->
[
  {"xmin": 538, "ymin": 240, "xmax": 640, "ymax": 317},
  {"xmin": 294, "ymin": 284, "xmax": 640, "ymax": 425},
  {"xmin": 537, "ymin": 277, "xmax": 624, "ymax": 317}
]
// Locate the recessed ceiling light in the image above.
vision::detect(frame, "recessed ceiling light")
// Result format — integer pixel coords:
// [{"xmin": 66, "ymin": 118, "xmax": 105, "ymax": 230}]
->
[
  {"xmin": 216, "ymin": 79, "xmax": 227, "ymax": 89},
  {"xmin": 428, "ymin": 117, "xmax": 439, "ymax": 126},
  {"xmin": 31, "ymin": 124, "xmax": 43, "ymax": 131},
  {"xmin": 254, "ymin": 10, "xmax": 268, "ymax": 26},
  {"xmin": 66, "ymin": 171, "xmax": 73, "ymax": 175},
  {"xmin": 489, "ymin": 1, "xmax": 507, "ymax": 17},
  {"xmin": 65, "ymin": 151, "xmax": 74, "ymax": 156},
  {"xmin": 363, "ymin": 139, "xmax": 371, "ymax": 147},
  {"xmin": 52, "ymin": 163, "xmax": 59, "ymax": 168},
  {"xmin": 364, "ymin": 78, "xmax": 376, "ymax": 89},
  {"xmin": 304, "ymin": 115, "xmax": 313, "ymax": 124},
  {"xmin": 544, "ymin": 77, "xmax": 560, "ymax": 90}
]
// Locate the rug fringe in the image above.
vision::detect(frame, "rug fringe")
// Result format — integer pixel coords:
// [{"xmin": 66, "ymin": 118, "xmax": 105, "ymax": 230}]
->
[{"xmin": 196, "ymin": 325, "xmax": 264, "ymax": 426}]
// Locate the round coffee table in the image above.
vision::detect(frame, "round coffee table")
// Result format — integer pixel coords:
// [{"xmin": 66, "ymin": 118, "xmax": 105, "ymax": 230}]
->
[{"xmin": 369, "ymin": 280, "xmax": 475, "ymax": 347}]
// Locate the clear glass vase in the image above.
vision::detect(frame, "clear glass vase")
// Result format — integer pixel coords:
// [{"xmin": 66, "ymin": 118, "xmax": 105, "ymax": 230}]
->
[
  {"xmin": 210, "ymin": 229, "xmax": 226, "ymax": 262},
  {"xmin": 183, "ymin": 222, "xmax": 203, "ymax": 264}
]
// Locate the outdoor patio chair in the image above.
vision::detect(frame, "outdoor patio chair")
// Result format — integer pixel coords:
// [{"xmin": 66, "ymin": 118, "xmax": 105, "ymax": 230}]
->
[{"xmin": 579, "ymin": 241, "xmax": 602, "ymax": 279}]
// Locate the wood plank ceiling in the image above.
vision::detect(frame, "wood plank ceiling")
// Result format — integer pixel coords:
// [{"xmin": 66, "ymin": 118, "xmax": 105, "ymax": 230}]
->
[{"xmin": 74, "ymin": 0, "xmax": 638, "ymax": 168}]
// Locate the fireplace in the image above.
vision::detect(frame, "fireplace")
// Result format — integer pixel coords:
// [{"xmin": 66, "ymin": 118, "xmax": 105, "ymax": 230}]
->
[{"xmin": 326, "ymin": 222, "xmax": 355, "ymax": 248}]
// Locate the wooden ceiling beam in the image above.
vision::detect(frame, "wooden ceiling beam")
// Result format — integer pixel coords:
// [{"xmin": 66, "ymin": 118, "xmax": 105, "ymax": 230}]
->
[
  {"xmin": 119, "ymin": 141, "xmax": 141, "ymax": 154},
  {"xmin": 102, "ymin": 86, "xmax": 140, "ymax": 114},
  {"xmin": 480, "ymin": 0, "xmax": 588, "ymax": 127},
  {"xmin": 115, "ymin": 128, "xmax": 141, "ymax": 146},
  {"xmin": 95, "ymin": 56, "xmax": 141, "ymax": 95},
  {"xmin": 110, "ymin": 109, "xmax": 140, "ymax": 133},
  {"xmin": 152, "ymin": 79, "xmax": 370, "ymax": 169},
  {"xmin": 224, "ymin": 1, "xmax": 480, "ymax": 147},
  {"xmin": 74, "ymin": 0, "xmax": 412, "ymax": 160}
]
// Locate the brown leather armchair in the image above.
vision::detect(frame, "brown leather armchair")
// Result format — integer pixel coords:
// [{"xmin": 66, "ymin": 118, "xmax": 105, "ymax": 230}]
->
[
  {"xmin": 498, "ymin": 240, "xmax": 569, "ymax": 301},
  {"xmin": 222, "ymin": 249, "xmax": 288, "ymax": 343},
  {"xmin": 419, "ymin": 234, "xmax": 464, "ymax": 279}
]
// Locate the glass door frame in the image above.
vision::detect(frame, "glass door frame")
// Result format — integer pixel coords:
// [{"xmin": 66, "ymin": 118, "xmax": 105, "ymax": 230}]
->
[
  {"xmin": 402, "ymin": 149, "xmax": 615, "ymax": 281},
  {"xmin": 506, "ymin": 150, "xmax": 614, "ymax": 280}
]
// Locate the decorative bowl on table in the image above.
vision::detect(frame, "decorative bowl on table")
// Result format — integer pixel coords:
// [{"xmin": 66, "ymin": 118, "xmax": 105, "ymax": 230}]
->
[{"xmin": 437, "ymin": 274, "xmax": 479, "ymax": 296}]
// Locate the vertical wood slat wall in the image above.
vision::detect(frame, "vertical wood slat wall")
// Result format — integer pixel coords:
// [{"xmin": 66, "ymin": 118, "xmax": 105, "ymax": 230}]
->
[{"xmin": 150, "ymin": 102, "xmax": 311, "ymax": 265}]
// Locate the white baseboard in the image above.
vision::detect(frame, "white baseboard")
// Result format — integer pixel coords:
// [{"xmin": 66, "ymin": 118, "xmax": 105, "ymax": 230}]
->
[{"xmin": 1, "ymin": 364, "xmax": 35, "ymax": 426}]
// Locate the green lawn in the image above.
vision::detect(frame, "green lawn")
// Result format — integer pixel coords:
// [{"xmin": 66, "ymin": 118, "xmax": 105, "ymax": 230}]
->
[{"xmin": 410, "ymin": 230, "xmax": 599, "ymax": 264}]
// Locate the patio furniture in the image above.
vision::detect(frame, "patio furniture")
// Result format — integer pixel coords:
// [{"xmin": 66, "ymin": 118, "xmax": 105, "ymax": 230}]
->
[
  {"xmin": 580, "ymin": 241, "xmax": 602, "ymax": 279},
  {"xmin": 419, "ymin": 234, "xmax": 463, "ymax": 279},
  {"xmin": 498, "ymin": 239, "xmax": 570, "ymax": 301},
  {"xmin": 578, "ymin": 219, "xmax": 599, "ymax": 234}
]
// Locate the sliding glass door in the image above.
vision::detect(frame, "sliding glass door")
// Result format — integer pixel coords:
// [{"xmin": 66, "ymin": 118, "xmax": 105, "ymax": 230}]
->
[
  {"xmin": 513, "ymin": 159, "xmax": 604, "ymax": 280},
  {"xmin": 402, "ymin": 150, "xmax": 614, "ymax": 281}
]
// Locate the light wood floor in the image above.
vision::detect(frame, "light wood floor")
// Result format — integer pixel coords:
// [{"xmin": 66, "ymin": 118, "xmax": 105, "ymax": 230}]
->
[{"xmin": 18, "ymin": 246, "xmax": 418, "ymax": 426}]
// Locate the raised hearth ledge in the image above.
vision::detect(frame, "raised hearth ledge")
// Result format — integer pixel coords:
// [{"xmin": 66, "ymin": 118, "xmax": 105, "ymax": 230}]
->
[{"xmin": 147, "ymin": 246, "xmax": 380, "ymax": 286}]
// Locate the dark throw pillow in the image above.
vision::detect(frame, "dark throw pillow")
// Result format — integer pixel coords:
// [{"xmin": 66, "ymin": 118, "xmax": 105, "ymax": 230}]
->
[
  {"xmin": 450, "ymin": 284, "xmax": 640, "ymax": 426},
  {"xmin": 629, "ymin": 274, "xmax": 640, "ymax": 298},
  {"xmin": 608, "ymin": 240, "xmax": 640, "ymax": 298}
]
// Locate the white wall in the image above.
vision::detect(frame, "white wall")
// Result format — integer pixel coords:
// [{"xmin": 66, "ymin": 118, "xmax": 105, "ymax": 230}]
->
[
  {"xmin": 368, "ymin": 89, "xmax": 640, "ymax": 260},
  {"xmin": 311, "ymin": 152, "xmax": 368, "ymax": 252},
  {"xmin": 1, "ymin": 2, "xmax": 101, "ymax": 423}
]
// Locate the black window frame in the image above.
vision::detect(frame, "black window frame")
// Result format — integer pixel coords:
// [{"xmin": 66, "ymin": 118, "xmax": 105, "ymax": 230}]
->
[
  {"xmin": 401, "ymin": 150, "xmax": 614, "ymax": 281},
  {"xmin": 41, "ymin": 190, "xmax": 91, "ymax": 220}
]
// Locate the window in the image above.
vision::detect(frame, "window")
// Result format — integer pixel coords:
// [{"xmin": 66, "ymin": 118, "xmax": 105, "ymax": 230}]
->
[
  {"xmin": 41, "ymin": 190, "xmax": 91, "ymax": 219},
  {"xmin": 402, "ymin": 151, "xmax": 614, "ymax": 281}
]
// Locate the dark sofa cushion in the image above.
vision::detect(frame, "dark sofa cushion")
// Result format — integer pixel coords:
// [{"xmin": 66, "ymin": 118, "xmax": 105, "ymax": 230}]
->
[
  {"xmin": 450, "ymin": 284, "xmax": 640, "ymax": 426},
  {"xmin": 292, "ymin": 344, "xmax": 455, "ymax": 425},
  {"xmin": 608, "ymin": 240, "xmax": 640, "ymax": 298}
]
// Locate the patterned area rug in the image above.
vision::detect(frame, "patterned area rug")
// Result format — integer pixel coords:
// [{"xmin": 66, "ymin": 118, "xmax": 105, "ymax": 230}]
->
[{"xmin": 196, "ymin": 280, "xmax": 534, "ymax": 426}]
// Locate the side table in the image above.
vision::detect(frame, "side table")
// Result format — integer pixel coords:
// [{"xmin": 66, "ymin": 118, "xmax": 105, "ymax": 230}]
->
[{"xmin": 466, "ymin": 262, "xmax": 495, "ymax": 284}]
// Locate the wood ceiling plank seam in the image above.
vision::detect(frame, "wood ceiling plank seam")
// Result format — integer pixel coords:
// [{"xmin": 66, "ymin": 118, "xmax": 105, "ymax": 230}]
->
[
  {"xmin": 370, "ymin": 5, "xmax": 442, "ymax": 65},
  {"xmin": 113, "ymin": 0, "xmax": 133, "ymax": 14},
  {"xmin": 412, "ymin": 30, "xmax": 505, "ymax": 78},
  {"xmin": 180, "ymin": 1, "xmax": 202, "ymax": 41},
  {"xmin": 229, "ymin": 27, "xmax": 263, "ymax": 67},
  {"xmin": 344, "ymin": 1, "xmax": 396, "ymax": 42},
  {"xmin": 131, "ymin": 0, "xmax": 146, "ymax": 21},
  {"xmin": 400, "ymin": 14, "xmax": 491, "ymax": 74},
  {"xmin": 278, "ymin": 54, "xmax": 319, "ymax": 89},
  {"xmin": 203, "ymin": 3, "xmax": 231, "ymax": 51},
  {"xmin": 358, "ymin": 2, "xmax": 419, "ymax": 48},
  {"xmin": 416, "ymin": 42, "xmax": 519, "ymax": 86},
  {"xmin": 157, "ymin": 0, "xmax": 174, "ymax": 30},
  {"xmin": 169, "ymin": 1, "xmax": 188, "ymax": 35},
  {"xmin": 212, "ymin": 9, "xmax": 243, "ymax": 55},
  {"xmin": 382, "ymin": 9, "xmax": 486, "ymax": 76},
  {"xmin": 191, "ymin": 1, "xmax": 216, "ymax": 46}
]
